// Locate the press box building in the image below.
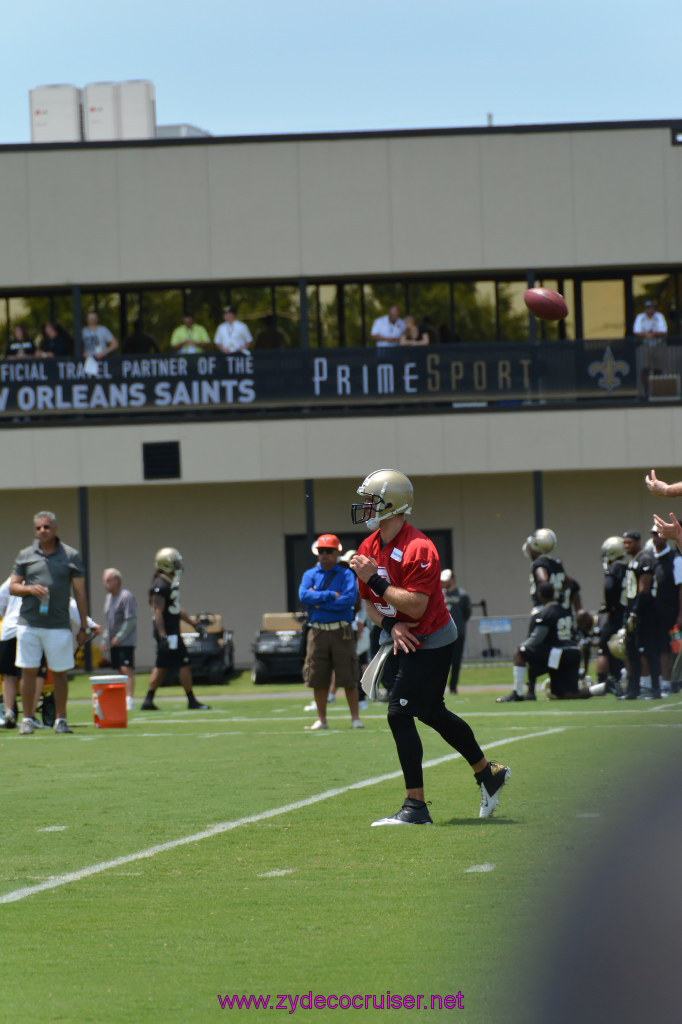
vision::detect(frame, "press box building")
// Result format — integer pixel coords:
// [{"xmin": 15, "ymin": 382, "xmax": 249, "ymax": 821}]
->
[{"xmin": 1, "ymin": 116, "xmax": 681, "ymax": 665}]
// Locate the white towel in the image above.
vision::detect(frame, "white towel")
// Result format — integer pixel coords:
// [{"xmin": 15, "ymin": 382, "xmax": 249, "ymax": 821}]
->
[{"xmin": 360, "ymin": 642, "xmax": 393, "ymax": 701}]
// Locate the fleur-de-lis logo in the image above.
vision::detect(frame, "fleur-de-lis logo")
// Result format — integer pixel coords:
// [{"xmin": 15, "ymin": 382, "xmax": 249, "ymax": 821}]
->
[{"xmin": 588, "ymin": 345, "xmax": 630, "ymax": 391}]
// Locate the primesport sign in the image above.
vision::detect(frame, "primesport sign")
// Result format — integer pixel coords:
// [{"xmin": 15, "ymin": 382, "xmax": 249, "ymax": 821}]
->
[{"xmin": 0, "ymin": 341, "xmax": 639, "ymax": 420}]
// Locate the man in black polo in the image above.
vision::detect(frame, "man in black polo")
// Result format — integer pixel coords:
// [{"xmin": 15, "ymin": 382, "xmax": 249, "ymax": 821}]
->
[{"xmin": 10, "ymin": 510, "xmax": 90, "ymax": 734}]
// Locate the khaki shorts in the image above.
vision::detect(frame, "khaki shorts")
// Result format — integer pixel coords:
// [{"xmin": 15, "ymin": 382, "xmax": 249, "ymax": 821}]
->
[{"xmin": 303, "ymin": 625, "xmax": 358, "ymax": 690}]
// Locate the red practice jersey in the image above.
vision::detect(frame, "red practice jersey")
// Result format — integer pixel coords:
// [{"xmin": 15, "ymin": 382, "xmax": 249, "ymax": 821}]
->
[{"xmin": 357, "ymin": 521, "xmax": 451, "ymax": 636}]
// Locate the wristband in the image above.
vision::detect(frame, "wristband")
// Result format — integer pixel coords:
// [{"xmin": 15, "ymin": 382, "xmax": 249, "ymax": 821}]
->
[
  {"xmin": 367, "ymin": 573, "xmax": 390, "ymax": 598},
  {"xmin": 381, "ymin": 616, "xmax": 396, "ymax": 635}
]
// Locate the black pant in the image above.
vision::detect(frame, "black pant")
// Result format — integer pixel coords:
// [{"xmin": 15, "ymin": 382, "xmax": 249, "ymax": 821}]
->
[
  {"xmin": 625, "ymin": 615, "xmax": 660, "ymax": 696},
  {"xmin": 448, "ymin": 633, "xmax": 465, "ymax": 692},
  {"xmin": 386, "ymin": 643, "xmax": 484, "ymax": 790}
]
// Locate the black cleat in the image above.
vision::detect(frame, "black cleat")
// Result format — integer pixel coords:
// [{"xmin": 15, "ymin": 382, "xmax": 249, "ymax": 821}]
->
[
  {"xmin": 371, "ymin": 799, "xmax": 433, "ymax": 826},
  {"xmin": 496, "ymin": 691, "xmax": 525, "ymax": 703},
  {"xmin": 140, "ymin": 698, "xmax": 160, "ymax": 710},
  {"xmin": 524, "ymin": 693, "xmax": 537, "ymax": 701},
  {"xmin": 187, "ymin": 698, "xmax": 210, "ymax": 710}
]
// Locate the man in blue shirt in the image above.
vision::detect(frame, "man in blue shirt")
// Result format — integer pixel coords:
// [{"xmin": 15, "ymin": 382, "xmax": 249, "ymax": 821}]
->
[{"xmin": 298, "ymin": 533, "xmax": 362, "ymax": 731}]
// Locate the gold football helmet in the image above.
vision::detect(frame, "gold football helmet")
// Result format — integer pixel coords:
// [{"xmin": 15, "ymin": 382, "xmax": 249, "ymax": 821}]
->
[
  {"xmin": 351, "ymin": 469, "xmax": 413, "ymax": 530},
  {"xmin": 523, "ymin": 528, "xmax": 557, "ymax": 557},
  {"xmin": 607, "ymin": 628, "xmax": 627, "ymax": 661},
  {"xmin": 601, "ymin": 536, "xmax": 626, "ymax": 568},
  {"xmin": 154, "ymin": 547, "xmax": 184, "ymax": 579}
]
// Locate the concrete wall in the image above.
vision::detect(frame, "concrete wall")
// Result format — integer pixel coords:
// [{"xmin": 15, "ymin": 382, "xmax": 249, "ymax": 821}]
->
[
  {"xmin": 1, "ymin": 124, "xmax": 680, "ymax": 288},
  {"xmin": 0, "ymin": 405, "xmax": 679, "ymax": 488}
]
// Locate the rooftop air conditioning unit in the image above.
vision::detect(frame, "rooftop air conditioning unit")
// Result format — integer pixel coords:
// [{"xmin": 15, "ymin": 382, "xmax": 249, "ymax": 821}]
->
[
  {"xmin": 119, "ymin": 79, "xmax": 156, "ymax": 139},
  {"xmin": 29, "ymin": 84, "xmax": 83, "ymax": 143},
  {"xmin": 83, "ymin": 82, "xmax": 120, "ymax": 141}
]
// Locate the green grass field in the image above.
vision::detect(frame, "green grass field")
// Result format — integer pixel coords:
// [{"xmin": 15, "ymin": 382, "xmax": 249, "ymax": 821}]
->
[{"xmin": 2, "ymin": 666, "xmax": 679, "ymax": 1023}]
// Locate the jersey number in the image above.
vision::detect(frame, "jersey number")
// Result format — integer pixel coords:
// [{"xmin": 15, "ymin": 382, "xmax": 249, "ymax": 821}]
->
[{"xmin": 371, "ymin": 566, "xmax": 395, "ymax": 616}]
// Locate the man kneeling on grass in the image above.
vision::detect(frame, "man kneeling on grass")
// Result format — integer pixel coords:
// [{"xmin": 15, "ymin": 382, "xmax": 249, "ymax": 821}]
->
[{"xmin": 516, "ymin": 582, "xmax": 604, "ymax": 700}]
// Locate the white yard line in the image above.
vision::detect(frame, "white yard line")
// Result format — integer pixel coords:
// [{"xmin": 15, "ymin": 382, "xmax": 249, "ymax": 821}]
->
[{"xmin": 0, "ymin": 727, "xmax": 563, "ymax": 905}]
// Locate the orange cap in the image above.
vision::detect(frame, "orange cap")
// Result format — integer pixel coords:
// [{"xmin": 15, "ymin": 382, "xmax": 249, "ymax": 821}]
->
[{"xmin": 312, "ymin": 534, "xmax": 342, "ymax": 555}]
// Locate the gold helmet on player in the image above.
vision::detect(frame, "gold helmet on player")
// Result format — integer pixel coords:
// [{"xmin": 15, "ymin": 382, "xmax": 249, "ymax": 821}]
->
[
  {"xmin": 154, "ymin": 547, "xmax": 184, "ymax": 580},
  {"xmin": 601, "ymin": 536, "xmax": 626, "ymax": 569},
  {"xmin": 607, "ymin": 628, "xmax": 627, "ymax": 662},
  {"xmin": 351, "ymin": 469, "xmax": 413, "ymax": 530},
  {"xmin": 522, "ymin": 528, "xmax": 557, "ymax": 558}
]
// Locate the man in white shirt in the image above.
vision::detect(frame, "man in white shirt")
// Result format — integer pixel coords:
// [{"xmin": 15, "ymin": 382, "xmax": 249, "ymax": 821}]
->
[
  {"xmin": 633, "ymin": 299, "xmax": 667, "ymax": 343},
  {"xmin": 214, "ymin": 306, "xmax": 253, "ymax": 355},
  {"xmin": 634, "ymin": 300, "xmax": 667, "ymax": 393},
  {"xmin": 370, "ymin": 304, "xmax": 405, "ymax": 348},
  {"xmin": 82, "ymin": 311, "xmax": 118, "ymax": 361}
]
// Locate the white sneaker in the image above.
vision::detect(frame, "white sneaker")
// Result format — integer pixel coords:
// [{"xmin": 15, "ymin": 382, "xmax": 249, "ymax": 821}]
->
[
  {"xmin": 351, "ymin": 719, "xmax": 364, "ymax": 729},
  {"xmin": 126, "ymin": 697, "xmax": 135, "ymax": 711},
  {"xmin": 358, "ymin": 699, "xmax": 368, "ymax": 710},
  {"xmin": 19, "ymin": 718, "xmax": 35, "ymax": 735},
  {"xmin": 30, "ymin": 717, "xmax": 47, "ymax": 730},
  {"xmin": 305, "ymin": 719, "xmax": 329, "ymax": 731},
  {"xmin": 303, "ymin": 701, "xmax": 317, "ymax": 712},
  {"xmin": 327, "ymin": 693, "xmax": 337, "ymax": 704},
  {"xmin": 478, "ymin": 762, "xmax": 511, "ymax": 819},
  {"xmin": 1, "ymin": 708, "xmax": 16, "ymax": 729}
]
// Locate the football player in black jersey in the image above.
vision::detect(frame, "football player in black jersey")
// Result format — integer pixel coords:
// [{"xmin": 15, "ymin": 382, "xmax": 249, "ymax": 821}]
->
[
  {"xmin": 524, "ymin": 528, "xmax": 573, "ymax": 613},
  {"xmin": 514, "ymin": 582, "xmax": 590, "ymax": 700},
  {"xmin": 618, "ymin": 531, "xmax": 660, "ymax": 700},
  {"xmin": 498, "ymin": 527, "xmax": 581, "ymax": 702},
  {"xmin": 140, "ymin": 547, "xmax": 210, "ymax": 711},
  {"xmin": 595, "ymin": 536, "xmax": 628, "ymax": 694},
  {"xmin": 651, "ymin": 530, "xmax": 682, "ymax": 694}
]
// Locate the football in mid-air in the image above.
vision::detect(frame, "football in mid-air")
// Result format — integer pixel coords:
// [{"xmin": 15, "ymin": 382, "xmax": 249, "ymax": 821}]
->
[{"xmin": 523, "ymin": 287, "xmax": 568, "ymax": 321}]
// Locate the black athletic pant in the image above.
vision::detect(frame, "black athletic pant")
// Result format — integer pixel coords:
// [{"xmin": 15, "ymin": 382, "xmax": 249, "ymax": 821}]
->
[
  {"xmin": 386, "ymin": 642, "xmax": 484, "ymax": 790},
  {"xmin": 448, "ymin": 633, "xmax": 465, "ymax": 693}
]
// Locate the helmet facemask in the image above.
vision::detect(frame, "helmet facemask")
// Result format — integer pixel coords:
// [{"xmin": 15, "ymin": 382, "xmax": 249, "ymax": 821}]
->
[{"xmin": 351, "ymin": 490, "xmax": 389, "ymax": 530}]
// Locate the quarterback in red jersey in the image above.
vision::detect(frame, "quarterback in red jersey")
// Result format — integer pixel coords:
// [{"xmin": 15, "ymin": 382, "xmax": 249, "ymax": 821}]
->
[{"xmin": 350, "ymin": 468, "xmax": 510, "ymax": 826}]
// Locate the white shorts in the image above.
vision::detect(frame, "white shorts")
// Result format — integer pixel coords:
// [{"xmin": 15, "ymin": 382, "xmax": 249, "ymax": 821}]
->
[{"xmin": 16, "ymin": 625, "xmax": 75, "ymax": 672}]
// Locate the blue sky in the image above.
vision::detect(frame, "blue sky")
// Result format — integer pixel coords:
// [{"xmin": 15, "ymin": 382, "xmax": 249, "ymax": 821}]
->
[{"xmin": 2, "ymin": 0, "xmax": 681, "ymax": 144}]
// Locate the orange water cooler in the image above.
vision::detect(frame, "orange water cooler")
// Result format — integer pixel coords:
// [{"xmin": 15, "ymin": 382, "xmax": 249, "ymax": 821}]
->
[{"xmin": 91, "ymin": 676, "xmax": 127, "ymax": 728}]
